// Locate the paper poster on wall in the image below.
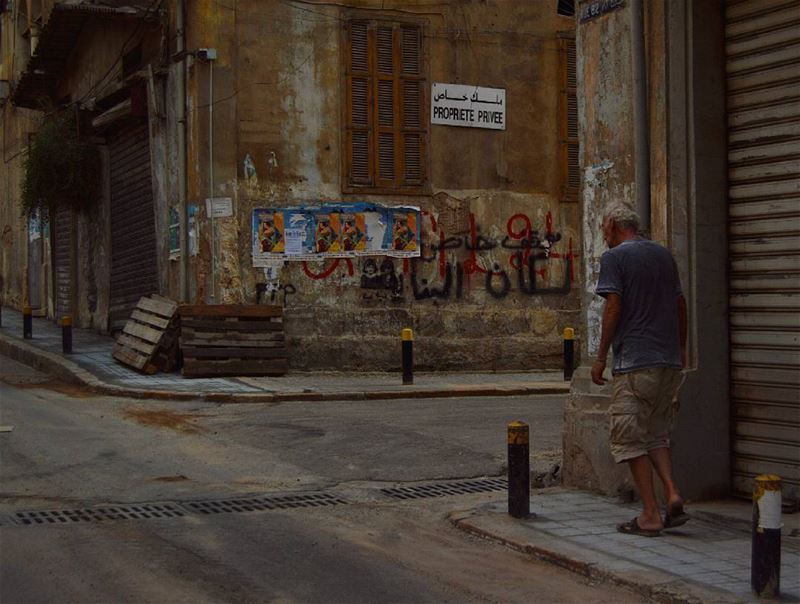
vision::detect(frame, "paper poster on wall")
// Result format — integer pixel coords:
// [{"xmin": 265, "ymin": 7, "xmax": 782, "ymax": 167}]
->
[
  {"xmin": 188, "ymin": 204, "xmax": 199, "ymax": 256},
  {"xmin": 169, "ymin": 207, "xmax": 181, "ymax": 258},
  {"xmin": 284, "ymin": 228, "xmax": 306, "ymax": 256},
  {"xmin": 314, "ymin": 213, "xmax": 340, "ymax": 253},
  {"xmin": 341, "ymin": 214, "xmax": 366, "ymax": 251},
  {"xmin": 391, "ymin": 212, "xmax": 417, "ymax": 252},
  {"xmin": 252, "ymin": 202, "xmax": 420, "ymax": 266},
  {"xmin": 255, "ymin": 211, "xmax": 285, "ymax": 253}
]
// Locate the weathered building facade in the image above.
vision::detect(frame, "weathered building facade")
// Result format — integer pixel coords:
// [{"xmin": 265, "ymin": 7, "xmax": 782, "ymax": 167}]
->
[
  {"xmin": 1, "ymin": 0, "xmax": 580, "ymax": 371},
  {"xmin": 2, "ymin": 0, "xmax": 165, "ymax": 332},
  {"xmin": 564, "ymin": 0, "xmax": 799, "ymax": 502}
]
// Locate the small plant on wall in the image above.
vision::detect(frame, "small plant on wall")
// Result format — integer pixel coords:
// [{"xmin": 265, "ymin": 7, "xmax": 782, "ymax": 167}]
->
[{"xmin": 20, "ymin": 111, "xmax": 100, "ymax": 222}]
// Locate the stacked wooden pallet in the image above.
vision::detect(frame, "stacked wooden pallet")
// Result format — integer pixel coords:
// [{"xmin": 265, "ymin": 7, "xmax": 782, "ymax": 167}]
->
[
  {"xmin": 113, "ymin": 295, "xmax": 179, "ymax": 374},
  {"xmin": 179, "ymin": 304, "xmax": 287, "ymax": 377}
]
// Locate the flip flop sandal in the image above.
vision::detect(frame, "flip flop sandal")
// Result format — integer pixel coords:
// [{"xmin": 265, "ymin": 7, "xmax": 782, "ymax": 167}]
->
[
  {"xmin": 664, "ymin": 504, "xmax": 690, "ymax": 529},
  {"xmin": 617, "ymin": 517, "xmax": 661, "ymax": 537}
]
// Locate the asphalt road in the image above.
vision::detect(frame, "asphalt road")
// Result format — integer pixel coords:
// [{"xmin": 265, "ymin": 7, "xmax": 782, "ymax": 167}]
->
[{"xmin": 0, "ymin": 355, "xmax": 649, "ymax": 603}]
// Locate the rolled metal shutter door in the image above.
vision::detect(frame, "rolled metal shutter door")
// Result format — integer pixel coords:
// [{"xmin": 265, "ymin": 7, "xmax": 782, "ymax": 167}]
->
[
  {"xmin": 53, "ymin": 205, "xmax": 74, "ymax": 321},
  {"xmin": 725, "ymin": 0, "xmax": 800, "ymax": 500},
  {"xmin": 108, "ymin": 119, "xmax": 158, "ymax": 331}
]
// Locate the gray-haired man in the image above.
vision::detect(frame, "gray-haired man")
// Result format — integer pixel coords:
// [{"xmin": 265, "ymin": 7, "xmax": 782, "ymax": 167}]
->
[{"xmin": 591, "ymin": 204, "xmax": 689, "ymax": 537}]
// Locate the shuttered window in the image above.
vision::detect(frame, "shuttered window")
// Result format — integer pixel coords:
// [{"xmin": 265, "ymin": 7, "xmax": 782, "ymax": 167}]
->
[
  {"xmin": 559, "ymin": 34, "xmax": 579, "ymax": 201},
  {"xmin": 344, "ymin": 20, "xmax": 426, "ymax": 193}
]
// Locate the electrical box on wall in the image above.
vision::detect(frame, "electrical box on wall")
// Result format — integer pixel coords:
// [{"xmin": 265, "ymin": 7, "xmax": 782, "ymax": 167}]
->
[{"xmin": 197, "ymin": 48, "xmax": 217, "ymax": 61}]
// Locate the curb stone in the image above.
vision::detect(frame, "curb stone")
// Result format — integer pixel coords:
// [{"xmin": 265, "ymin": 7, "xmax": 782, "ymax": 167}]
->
[
  {"xmin": 0, "ymin": 331, "xmax": 569, "ymax": 403},
  {"xmin": 448, "ymin": 509, "xmax": 747, "ymax": 604}
]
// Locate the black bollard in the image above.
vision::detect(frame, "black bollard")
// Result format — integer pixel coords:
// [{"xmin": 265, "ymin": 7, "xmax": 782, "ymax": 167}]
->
[
  {"xmin": 62, "ymin": 315, "xmax": 73, "ymax": 354},
  {"xmin": 23, "ymin": 306, "xmax": 32, "ymax": 339},
  {"xmin": 0, "ymin": 299, "xmax": 3, "ymax": 327},
  {"xmin": 752, "ymin": 474, "xmax": 782, "ymax": 598},
  {"xmin": 402, "ymin": 328, "xmax": 413, "ymax": 385},
  {"xmin": 563, "ymin": 327, "xmax": 575, "ymax": 381},
  {"xmin": 508, "ymin": 421, "xmax": 530, "ymax": 518}
]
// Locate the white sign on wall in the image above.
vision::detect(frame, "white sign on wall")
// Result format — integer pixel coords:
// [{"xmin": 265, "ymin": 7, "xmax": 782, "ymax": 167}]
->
[
  {"xmin": 205, "ymin": 197, "xmax": 234, "ymax": 218},
  {"xmin": 431, "ymin": 83, "xmax": 506, "ymax": 130}
]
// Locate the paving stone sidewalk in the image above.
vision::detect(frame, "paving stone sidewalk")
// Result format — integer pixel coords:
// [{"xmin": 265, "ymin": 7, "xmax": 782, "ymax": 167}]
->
[
  {"xmin": 0, "ymin": 308, "xmax": 568, "ymax": 401},
  {"xmin": 452, "ymin": 488, "xmax": 800, "ymax": 603}
]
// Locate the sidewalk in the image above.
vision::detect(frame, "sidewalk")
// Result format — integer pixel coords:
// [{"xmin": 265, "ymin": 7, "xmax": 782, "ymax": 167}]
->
[
  {"xmin": 451, "ymin": 488, "xmax": 800, "ymax": 603},
  {"xmin": 0, "ymin": 308, "xmax": 569, "ymax": 402}
]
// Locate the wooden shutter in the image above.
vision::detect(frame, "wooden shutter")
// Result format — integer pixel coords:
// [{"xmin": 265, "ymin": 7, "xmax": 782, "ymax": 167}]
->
[
  {"xmin": 347, "ymin": 21, "xmax": 372, "ymax": 185},
  {"xmin": 560, "ymin": 34, "xmax": 579, "ymax": 201},
  {"xmin": 376, "ymin": 25, "xmax": 395, "ymax": 185},
  {"xmin": 401, "ymin": 25, "xmax": 423, "ymax": 185},
  {"xmin": 344, "ymin": 19, "xmax": 425, "ymax": 192}
]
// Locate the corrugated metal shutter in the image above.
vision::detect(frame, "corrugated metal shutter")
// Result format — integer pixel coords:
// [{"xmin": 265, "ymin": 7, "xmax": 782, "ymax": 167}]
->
[
  {"xmin": 28, "ymin": 216, "xmax": 43, "ymax": 310},
  {"xmin": 52, "ymin": 205, "xmax": 74, "ymax": 320},
  {"xmin": 725, "ymin": 0, "xmax": 800, "ymax": 500},
  {"xmin": 108, "ymin": 119, "xmax": 158, "ymax": 331}
]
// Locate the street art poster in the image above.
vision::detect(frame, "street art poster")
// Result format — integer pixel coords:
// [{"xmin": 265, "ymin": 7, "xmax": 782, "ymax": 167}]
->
[
  {"xmin": 252, "ymin": 202, "xmax": 421, "ymax": 266},
  {"xmin": 341, "ymin": 213, "xmax": 366, "ymax": 252},
  {"xmin": 314, "ymin": 213, "xmax": 340, "ymax": 253},
  {"xmin": 391, "ymin": 212, "xmax": 417, "ymax": 252},
  {"xmin": 255, "ymin": 211, "xmax": 285, "ymax": 253}
]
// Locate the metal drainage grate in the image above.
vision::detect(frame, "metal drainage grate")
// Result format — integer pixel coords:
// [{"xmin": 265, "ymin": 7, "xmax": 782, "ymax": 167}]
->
[
  {"xmin": 381, "ymin": 477, "xmax": 508, "ymax": 500},
  {"xmin": 14, "ymin": 503, "xmax": 186, "ymax": 525},
  {"xmin": 184, "ymin": 493, "xmax": 347, "ymax": 515}
]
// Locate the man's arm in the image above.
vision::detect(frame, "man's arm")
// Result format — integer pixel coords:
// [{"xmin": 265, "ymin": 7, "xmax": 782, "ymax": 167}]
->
[
  {"xmin": 591, "ymin": 293, "xmax": 622, "ymax": 385},
  {"xmin": 678, "ymin": 294, "xmax": 687, "ymax": 368}
]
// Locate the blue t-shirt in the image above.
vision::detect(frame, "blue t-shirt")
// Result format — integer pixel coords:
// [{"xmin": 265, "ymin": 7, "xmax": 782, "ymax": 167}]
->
[{"xmin": 596, "ymin": 239, "xmax": 683, "ymax": 374}]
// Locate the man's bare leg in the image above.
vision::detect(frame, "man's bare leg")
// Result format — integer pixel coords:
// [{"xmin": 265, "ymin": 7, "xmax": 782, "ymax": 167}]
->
[
  {"xmin": 648, "ymin": 447, "xmax": 683, "ymax": 508},
  {"xmin": 628, "ymin": 455, "xmax": 663, "ymax": 530}
]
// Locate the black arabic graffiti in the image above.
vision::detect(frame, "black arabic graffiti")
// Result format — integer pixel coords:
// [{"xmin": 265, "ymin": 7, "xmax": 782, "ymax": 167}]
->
[
  {"xmin": 411, "ymin": 262, "xmax": 464, "ymax": 301},
  {"xmin": 256, "ymin": 282, "xmax": 297, "ymax": 306}
]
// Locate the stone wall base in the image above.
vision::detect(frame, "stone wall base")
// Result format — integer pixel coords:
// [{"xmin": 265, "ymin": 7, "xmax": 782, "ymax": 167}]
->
[{"xmin": 562, "ymin": 366, "xmax": 634, "ymax": 498}]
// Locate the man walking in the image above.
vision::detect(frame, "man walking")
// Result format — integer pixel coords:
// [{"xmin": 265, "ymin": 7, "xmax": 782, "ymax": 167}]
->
[{"xmin": 591, "ymin": 203, "xmax": 689, "ymax": 537}]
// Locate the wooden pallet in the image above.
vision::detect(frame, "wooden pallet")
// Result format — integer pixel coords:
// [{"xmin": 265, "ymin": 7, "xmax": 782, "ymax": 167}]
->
[
  {"xmin": 112, "ymin": 295, "xmax": 179, "ymax": 374},
  {"xmin": 179, "ymin": 304, "xmax": 287, "ymax": 377}
]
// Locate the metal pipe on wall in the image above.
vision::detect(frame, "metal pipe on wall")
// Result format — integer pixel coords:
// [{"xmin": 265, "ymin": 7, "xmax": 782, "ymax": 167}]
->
[
  {"xmin": 177, "ymin": 0, "xmax": 188, "ymax": 302},
  {"xmin": 208, "ymin": 57, "xmax": 215, "ymax": 301},
  {"xmin": 631, "ymin": 0, "xmax": 651, "ymax": 236},
  {"xmin": 208, "ymin": 60, "xmax": 217, "ymax": 300}
]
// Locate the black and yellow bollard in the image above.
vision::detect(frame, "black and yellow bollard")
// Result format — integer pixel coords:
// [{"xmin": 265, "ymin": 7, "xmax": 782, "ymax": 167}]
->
[
  {"xmin": 401, "ymin": 328, "xmax": 414, "ymax": 385},
  {"xmin": 23, "ymin": 306, "xmax": 32, "ymax": 339},
  {"xmin": 563, "ymin": 327, "xmax": 575, "ymax": 381},
  {"xmin": 62, "ymin": 315, "xmax": 73, "ymax": 354},
  {"xmin": 508, "ymin": 421, "xmax": 530, "ymax": 518},
  {"xmin": 752, "ymin": 474, "xmax": 782, "ymax": 598}
]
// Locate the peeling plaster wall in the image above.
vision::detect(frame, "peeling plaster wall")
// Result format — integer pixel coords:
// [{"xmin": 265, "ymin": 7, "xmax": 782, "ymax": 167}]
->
[
  {"xmin": 0, "ymin": 105, "xmax": 41, "ymax": 311},
  {"xmin": 178, "ymin": 0, "xmax": 580, "ymax": 371},
  {"xmin": 563, "ymin": 3, "xmax": 638, "ymax": 497},
  {"xmin": 0, "ymin": 13, "xmax": 166, "ymax": 329},
  {"xmin": 0, "ymin": 6, "xmax": 44, "ymax": 313},
  {"xmin": 565, "ymin": 1, "xmax": 729, "ymax": 500},
  {"xmin": 576, "ymin": 7, "xmax": 635, "ymax": 360}
]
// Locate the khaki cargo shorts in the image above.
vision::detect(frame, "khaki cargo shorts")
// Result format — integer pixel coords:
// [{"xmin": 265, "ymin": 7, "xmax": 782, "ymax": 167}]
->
[{"xmin": 609, "ymin": 367, "xmax": 685, "ymax": 464}]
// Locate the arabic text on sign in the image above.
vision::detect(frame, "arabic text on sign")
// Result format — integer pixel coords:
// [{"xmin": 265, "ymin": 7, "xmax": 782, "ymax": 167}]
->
[{"xmin": 431, "ymin": 83, "xmax": 506, "ymax": 131}]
